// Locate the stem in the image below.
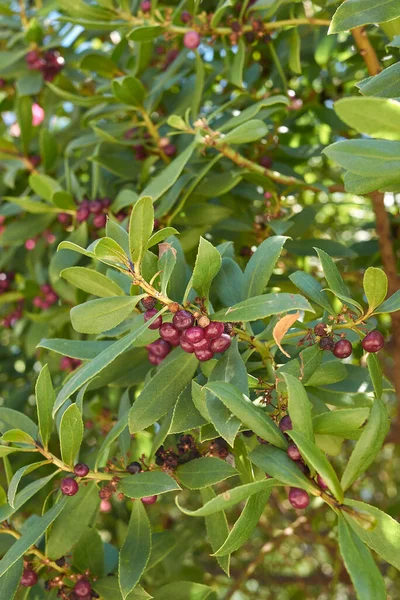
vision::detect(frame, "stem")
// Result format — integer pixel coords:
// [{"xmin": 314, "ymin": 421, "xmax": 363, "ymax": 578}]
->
[
  {"xmin": 36, "ymin": 445, "xmax": 115, "ymax": 481},
  {"xmin": 269, "ymin": 42, "xmax": 288, "ymax": 93},
  {"xmin": 18, "ymin": 0, "xmax": 28, "ymax": 28},
  {"xmin": 0, "ymin": 527, "xmax": 67, "ymax": 574},
  {"xmin": 140, "ymin": 109, "xmax": 169, "ymax": 164}
]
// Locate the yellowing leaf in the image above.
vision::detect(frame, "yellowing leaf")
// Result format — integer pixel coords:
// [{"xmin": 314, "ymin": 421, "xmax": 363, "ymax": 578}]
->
[{"xmin": 273, "ymin": 311, "xmax": 300, "ymax": 357}]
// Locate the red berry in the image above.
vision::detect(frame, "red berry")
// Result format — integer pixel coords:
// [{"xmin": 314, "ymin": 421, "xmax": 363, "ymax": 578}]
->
[
  {"xmin": 195, "ymin": 348, "xmax": 214, "ymax": 362},
  {"xmin": 259, "ymin": 156, "xmax": 272, "ymax": 169},
  {"xmin": 184, "ymin": 31, "xmax": 200, "ymax": 49},
  {"xmin": 74, "ymin": 579, "xmax": 92, "ymax": 597},
  {"xmin": 142, "ymin": 495, "xmax": 157, "ymax": 505},
  {"xmin": 288, "ymin": 487, "xmax": 310, "ymax": 509},
  {"xmin": 57, "ymin": 212, "xmax": 72, "ymax": 226},
  {"xmin": 159, "ymin": 322, "xmax": 181, "ymax": 345},
  {"xmin": 21, "ymin": 569, "xmax": 38, "ymax": 587},
  {"xmin": 148, "ymin": 352, "xmax": 162, "ymax": 365},
  {"xmin": 141, "ymin": 296, "xmax": 156, "ymax": 310},
  {"xmin": 184, "ymin": 326, "xmax": 205, "ymax": 344},
  {"xmin": 163, "ymin": 143, "xmax": 177, "ymax": 156},
  {"xmin": 209, "ymin": 334, "xmax": 231, "ymax": 354},
  {"xmin": 173, "ymin": 309, "xmax": 194, "ymax": 330},
  {"xmin": 60, "ymin": 477, "xmax": 79, "ymax": 496},
  {"xmin": 191, "ymin": 338, "xmax": 210, "ymax": 352},
  {"xmin": 181, "ymin": 10, "xmax": 191, "ymax": 23},
  {"xmin": 180, "ymin": 339, "xmax": 195, "ymax": 353},
  {"xmin": 316, "ymin": 474, "xmax": 329, "ymax": 490},
  {"xmin": 204, "ymin": 321, "xmax": 225, "ymax": 340},
  {"xmin": 333, "ymin": 339, "xmax": 352, "ymax": 359},
  {"xmin": 141, "ymin": 0, "xmax": 151, "ymax": 10},
  {"xmin": 90, "ymin": 199, "xmax": 103, "ymax": 214},
  {"xmin": 287, "ymin": 443, "xmax": 301, "ymax": 461},
  {"xmin": 73, "ymin": 463, "xmax": 89, "ymax": 477},
  {"xmin": 127, "ymin": 461, "xmax": 142, "ymax": 474},
  {"xmin": 77, "ymin": 206, "xmax": 90, "ymax": 223},
  {"xmin": 314, "ymin": 323, "xmax": 328, "ymax": 336},
  {"xmin": 362, "ymin": 330, "xmax": 384, "ymax": 353},
  {"xmin": 93, "ymin": 213, "xmax": 107, "ymax": 229},
  {"xmin": 279, "ymin": 415, "xmax": 292, "ymax": 432},
  {"xmin": 144, "ymin": 308, "xmax": 162, "ymax": 329},
  {"xmin": 147, "ymin": 339, "xmax": 171, "ymax": 358}
]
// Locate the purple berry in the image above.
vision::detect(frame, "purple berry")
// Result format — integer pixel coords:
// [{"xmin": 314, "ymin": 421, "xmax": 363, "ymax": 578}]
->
[
  {"xmin": 142, "ymin": 296, "xmax": 156, "ymax": 310},
  {"xmin": 195, "ymin": 348, "xmax": 214, "ymax": 362},
  {"xmin": 144, "ymin": 308, "xmax": 162, "ymax": 329},
  {"xmin": 184, "ymin": 31, "xmax": 201, "ymax": 49},
  {"xmin": 184, "ymin": 326, "xmax": 205, "ymax": 344},
  {"xmin": 60, "ymin": 477, "xmax": 79, "ymax": 496},
  {"xmin": 127, "ymin": 461, "xmax": 142, "ymax": 474},
  {"xmin": 148, "ymin": 353, "xmax": 162, "ymax": 365},
  {"xmin": 191, "ymin": 337, "xmax": 210, "ymax": 351},
  {"xmin": 279, "ymin": 415, "xmax": 292, "ymax": 432},
  {"xmin": 317, "ymin": 474, "xmax": 329, "ymax": 490},
  {"xmin": 204, "ymin": 321, "xmax": 225, "ymax": 340},
  {"xmin": 146, "ymin": 339, "xmax": 171, "ymax": 358},
  {"xmin": 93, "ymin": 213, "xmax": 107, "ymax": 229},
  {"xmin": 209, "ymin": 334, "xmax": 232, "ymax": 354},
  {"xmin": 319, "ymin": 336, "xmax": 335, "ymax": 352},
  {"xmin": 57, "ymin": 212, "xmax": 72, "ymax": 226},
  {"xmin": 288, "ymin": 487, "xmax": 310, "ymax": 509},
  {"xmin": 163, "ymin": 143, "xmax": 177, "ymax": 157},
  {"xmin": 180, "ymin": 339, "xmax": 195, "ymax": 353},
  {"xmin": 173, "ymin": 309, "xmax": 194, "ymax": 330},
  {"xmin": 73, "ymin": 463, "xmax": 89, "ymax": 477},
  {"xmin": 333, "ymin": 339, "xmax": 352, "ymax": 359},
  {"xmin": 362, "ymin": 330, "xmax": 384, "ymax": 353},
  {"xmin": 74, "ymin": 579, "xmax": 92, "ymax": 597},
  {"xmin": 181, "ymin": 10, "xmax": 191, "ymax": 22},
  {"xmin": 142, "ymin": 495, "xmax": 157, "ymax": 505},
  {"xmin": 159, "ymin": 323, "xmax": 181, "ymax": 345},
  {"xmin": 90, "ymin": 199, "xmax": 103, "ymax": 214},
  {"xmin": 141, "ymin": 0, "xmax": 151, "ymax": 11},
  {"xmin": 259, "ymin": 156, "xmax": 272, "ymax": 169},
  {"xmin": 287, "ymin": 444, "xmax": 301, "ymax": 461},
  {"xmin": 21, "ymin": 569, "xmax": 38, "ymax": 587},
  {"xmin": 76, "ymin": 206, "xmax": 90, "ymax": 223}
]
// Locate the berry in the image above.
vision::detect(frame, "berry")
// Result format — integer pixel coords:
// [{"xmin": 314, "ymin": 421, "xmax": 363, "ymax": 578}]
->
[
  {"xmin": 134, "ymin": 144, "xmax": 147, "ymax": 160},
  {"xmin": 184, "ymin": 31, "xmax": 201, "ymax": 49},
  {"xmin": 142, "ymin": 296, "xmax": 156, "ymax": 310},
  {"xmin": 147, "ymin": 339, "xmax": 171, "ymax": 358},
  {"xmin": 231, "ymin": 21, "xmax": 241, "ymax": 32},
  {"xmin": 181, "ymin": 10, "xmax": 191, "ymax": 23},
  {"xmin": 60, "ymin": 477, "xmax": 79, "ymax": 496},
  {"xmin": 90, "ymin": 199, "xmax": 103, "ymax": 214},
  {"xmin": 141, "ymin": 0, "xmax": 151, "ymax": 11},
  {"xmin": 142, "ymin": 495, "xmax": 157, "ymax": 505},
  {"xmin": 163, "ymin": 143, "xmax": 177, "ymax": 157},
  {"xmin": 173, "ymin": 309, "xmax": 194, "ymax": 330},
  {"xmin": 259, "ymin": 156, "xmax": 272, "ymax": 169},
  {"xmin": 209, "ymin": 334, "xmax": 231, "ymax": 354},
  {"xmin": 127, "ymin": 461, "xmax": 142, "ymax": 474},
  {"xmin": 195, "ymin": 348, "xmax": 214, "ymax": 362},
  {"xmin": 73, "ymin": 463, "xmax": 89, "ymax": 477},
  {"xmin": 77, "ymin": 206, "xmax": 90, "ymax": 223},
  {"xmin": 333, "ymin": 339, "xmax": 352, "ymax": 359},
  {"xmin": 317, "ymin": 474, "xmax": 329, "ymax": 490},
  {"xmin": 100, "ymin": 499, "xmax": 112, "ymax": 513},
  {"xmin": 144, "ymin": 308, "xmax": 163, "ymax": 329},
  {"xmin": 288, "ymin": 487, "xmax": 310, "ymax": 509},
  {"xmin": 240, "ymin": 246, "xmax": 253, "ymax": 257},
  {"xmin": 99, "ymin": 486, "xmax": 112, "ymax": 499},
  {"xmin": 287, "ymin": 444, "xmax": 301, "ymax": 461},
  {"xmin": 319, "ymin": 336, "xmax": 335, "ymax": 352},
  {"xmin": 93, "ymin": 213, "xmax": 107, "ymax": 229},
  {"xmin": 159, "ymin": 323, "xmax": 181, "ymax": 345},
  {"xmin": 184, "ymin": 326, "xmax": 205, "ymax": 344},
  {"xmin": 148, "ymin": 352, "xmax": 162, "ymax": 365},
  {"xmin": 314, "ymin": 323, "xmax": 328, "ymax": 336},
  {"xmin": 57, "ymin": 212, "xmax": 72, "ymax": 226},
  {"xmin": 279, "ymin": 415, "xmax": 292, "ymax": 432},
  {"xmin": 362, "ymin": 330, "xmax": 384, "ymax": 353},
  {"xmin": 180, "ymin": 339, "xmax": 195, "ymax": 353},
  {"xmin": 204, "ymin": 321, "xmax": 225, "ymax": 340},
  {"xmin": 21, "ymin": 569, "xmax": 38, "ymax": 587},
  {"xmin": 74, "ymin": 579, "xmax": 92, "ymax": 597},
  {"xmin": 25, "ymin": 239, "xmax": 36, "ymax": 251}
]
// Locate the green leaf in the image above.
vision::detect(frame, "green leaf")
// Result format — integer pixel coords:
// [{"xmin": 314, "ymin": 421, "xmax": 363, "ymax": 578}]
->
[
  {"xmin": 119, "ymin": 471, "xmax": 181, "ymax": 498},
  {"xmin": 29, "ymin": 173, "xmax": 61, "ymax": 202},
  {"xmin": 119, "ymin": 501, "xmax": 151, "ymax": 599},
  {"xmin": 218, "ymin": 96, "xmax": 289, "ymax": 133},
  {"xmin": 358, "ymin": 62, "xmax": 400, "ymax": 99},
  {"xmin": 147, "ymin": 227, "xmax": 179, "ymax": 249},
  {"xmin": 38, "ymin": 338, "xmax": 112, "ymax": 360},
  {"xmin": 204, "ymin": 382, "xmax": 287, "ymax": 450},
  {"xmin": 158, "ymin": 244, "xmax": 176, "ymax": 295},
  {"xmin": 283, "ymin": 373, "xmax": 313, "ymax": 442},
  {"xmin": 169, "ymin": 384, "xmax": 207, "ymax": 433},
  {"xmin": 213, "ymin": 488, "xmax": 271, "ymax": 556},
  {"xmin": 140, "ymin": 142, "xmax": 197, "ymax": 202},
  {"xmin": 288, "ymin": 430, "xmax": 344, "ymax": 503},
  {"xmin": 129, "ymin": 352, "xmax": 198, "ymax": 433},
  {"xmin": 334, "ymin": 97, "xmax": 400, "ymax": 141},
  {"xmin": 242, "ymin": 236, "xmax": 287, "ymax": 299},
  {"xmin": 80, "ymin": 53, "xmax": 118, "ymax": 78},
  {"xmin": 314, "ymin": 248, "xmax": 349, "ymax": 298},
  {"xmin": 367, "ymin": 354, "xmax": 383, "ymax": 399},
  {"xmin": 35, "ymin": 365, "xmax": 55, "ymax": 450},
  {"xmin": 70, "ymin": 296, "xmax": 141, "ymax": 334},
  {"xmin": 0, "ymin": 559, "xmax": 22, "ymax": 600},
  {"xmin": 94, "ymin": 237, "xmax": 128, "ymax": 266},
  {"xmin": 343, "ymin": 498, "xmax": 400, "ymax": 571},
  {"xmin": 0, "ymin": 408, "xmax": 38, "ymax": 439},
  {"xmin": 306, "ymin": 361, "xmax": 347, "ymax": 387},
  {"xmin": 230, "ymin": 38, "xmax": 245, "ymax": 88},
  {"xmin": 176, "ymin": 479, "xmax": 277, "ymax": 517},
  {"xmin": 16, "ymin": 96, "xmax": 32, "ymax": 155},
  {"xmin": 176, "ymin": 457, "xmax": 237, "ymax": 490},
  {"xmin": 289, "ymin": 271, "xmax": 335, "ymax": 315},
  {"xmin": 127, "ymin": 25, "xmax": 163, "ymax": 41},
  {"xmin": 249, "ymin": 445, "xmax": 317, "ymax": 492},
  {"xmin": 0, "ymin": 472, "xmax": 59, "ymax": 522},
  {"xmin": 313, "ymin": 408, "xmax": 369, "ymax": 436},
  {"xmin": 128, "ymin": 196, "xmax": 154, "ymax": 266},
  {"xmin": 94, "ymin": 577, "xmax": 151, "ymax": 600},
  {"xmin": 374, "ymin": 289, "xmax": 400, "ymax": 314},
  {"xmin": 329, "ymin": 0, "xmax": 400, "ymax": 34},
  {"xmin": 7, "ymin": 461, "xmax": 49, "ymax": 509},
  {"xmin": 288, "ymin": 28, "xmax": 301, "ymax": 74},
  {"xmin": 152, "ymin": 582, "xmax": 216, "ymax": 600},
  {"xmin": 324, "ymin": 140, "xmax": 400, "ymax": 179},
  {"xmin": 95, "ymin": 412, "xmax": 128, "ymax": 470},
  {"xmin": 73, "ymin": 527, "xmax": 104, "ymax": 577},
  {"xmin": 147, "ymin": 532, "xmax": 178, "ymax": 571},
  {"xmin": 58, "ymin": 0, "xmax": 114, "ymax": 20},
  {"xmin": 200, "ymin": 487, "xmax": 230, "ymax": 575},
  {"xmin": 192, "ymin": 52, "xmax": 205, "ymax": 117},
  {"xmin": 1, "ymin": 429, "xmax": 35, "ymax": 445},
  {"xmin": 53, "ymin": 314, "xmax": 159, "ymax": 413},
  {"xmin": 61, "ymin": 267, "xmax": 125, "ymax": 297},
  {"xmin": 191, "ymin": 237, "xmax": 222, "ymax": 303},
  {"xmin": 341, "ymin": 398, "xmax": 390, "ymax": 491},
  {"xmin": 222, "ymin": 119, "xmax": 268, "ymax": 144},
  {"xmin": 212, "ymin": 293, "xmax": 314, "ymax": 322},
  {"xmin": 363, "ymin": 267, "xmax": 388, "ymax": 313},
  {"xmin": 338, "ymin": 515, "xmax": 386, "ymax": 600},
  {"xmin": 59, "ymin": 403, "xmax": 84, "ymax": 467},
  {"xmin": 46, "ymin": 483, "xmax": 99, "ymax": 559},
  {"xmin": 0, "ymin": 498, "xmax": 67, "ymax": 577}
]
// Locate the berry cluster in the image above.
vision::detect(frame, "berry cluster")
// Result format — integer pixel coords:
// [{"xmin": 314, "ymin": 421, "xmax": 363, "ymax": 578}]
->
[
  {"xmin": 25, "ymin": 49, "xmax": 64, "ymax": 81},
  {"xmin": 314, "ymin": 323, "xmax": 385, "ymax": 356},
  {"xmin": 0, "ymin": 271, "xmax": 14, "ymax": 294},
  {"xmin": 73, "ymin": 197, "xmax": 111, "ymax": 228},
  {"xmin": 33, "ymin": 283, "xmax": 58, "ymax": 310},
  {"xmin": 155, "ymin": 435, "xmax": 200, "ymax": 469},
  {"xmin": 2, "ymin": 301, "xmax": 23, "ymax": 328},
  {"xmin": 144, "ymin": 299, "xmax": 232, "ymax": 364}
]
